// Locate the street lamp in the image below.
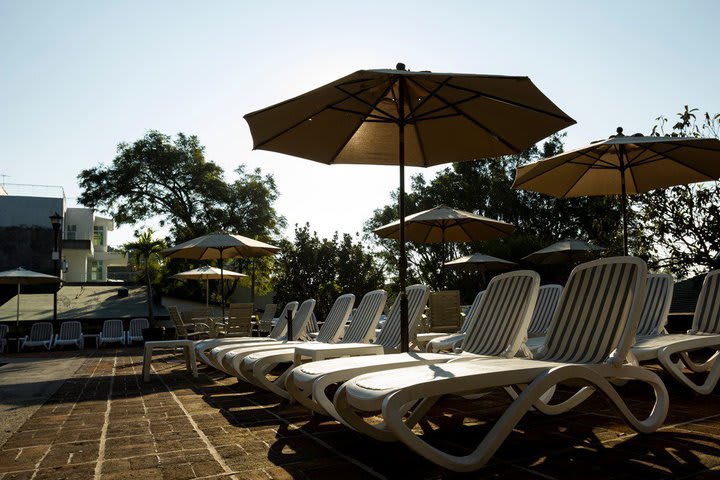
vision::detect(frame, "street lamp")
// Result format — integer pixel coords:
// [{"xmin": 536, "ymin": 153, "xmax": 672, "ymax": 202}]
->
[{"xmin": 49, "ymin": 212, "xmax": 63, "ymax": 322}]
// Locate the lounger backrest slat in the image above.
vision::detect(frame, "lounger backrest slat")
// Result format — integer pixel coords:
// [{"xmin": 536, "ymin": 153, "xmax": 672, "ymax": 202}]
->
[
  {"xmin": 30, "ymin": 322, "xmax": 53, "ymax": 341},
  {"xmin": 527, "ymin": 284, "xmax": 564, "ymax": 336},
  {"xmin": 692, "ymin": 269, "xmax": 720, "ymax": 334},
  {"xmin": 269, "ymin": 301, "xmax": 298, "ymax": 339},
  {"xmin": 461, "ymin": 271, "xmax": 540, "ymax": 357},
  {"xmin": 341, "ymin": 290, "xmax": 388, "ymax": 344},
  {"xmin": 636, "ymin": 274, "xmax": 674, "ymax": 336},
  {"xmin": 538, "ymin": 257, "xmax": 647, "ymax": 365},
  {"xmin": 315, "ymin": 293, "xmax": 355, "ymax": 343},
  {"xmin": 376, "ymin": 285, "xmax": 431, "ymax": 350},
  {"xmin": 129, "ymin": 318, "xmax": 149, "ymax": 337},
  {"xmin": 59, "ymin": 321, "xmax": 82, "ymax": 340},
  {"xmin": 458, "ymin": 291, "xmax": 485, "ymax": 334},
  {"xmin": 103, "ymin": 319, "xmax": 124, "ymax": 339},
  {"xmin": 289, "ymin": 299, "xmax": 316, "ymax": 340}
]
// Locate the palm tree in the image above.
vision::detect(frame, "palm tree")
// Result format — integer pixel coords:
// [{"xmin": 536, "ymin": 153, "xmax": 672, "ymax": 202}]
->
[{"xmin": 123, "ymin": 230, "xmax": 166, "ymax": 323}]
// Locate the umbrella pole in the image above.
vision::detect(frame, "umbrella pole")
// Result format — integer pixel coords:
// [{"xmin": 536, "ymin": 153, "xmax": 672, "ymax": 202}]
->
[
  {"xmin": 621, "ymin": 183, "xmax": 629, "ymax": 256},
  {"xmin": 398, "ymin": 78, "xmax": 409, "ymax": 354},
  {"xmin": 220, "ymin": 249, "xmax": 225, "ymax": 319},
  {"xmin": 16, "ymin": 284, "xmax": 20, "ymax": 328},
  {"xmin": 206, "ymin": 279, "xmax": 209, "ymax": 307}
]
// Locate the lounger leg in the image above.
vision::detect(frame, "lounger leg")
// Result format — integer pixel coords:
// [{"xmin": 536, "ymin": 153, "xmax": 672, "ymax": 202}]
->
[
  {"xmin": 285, "ymin": 371, "xmax": 327, "ymax": 414},
  {"xmin": 659, "ymin": 345, "xmax": 720, "ymax": 395},
  {"xmin": 248, "ymin": 359, "xmax": 292, "ymax": 400},
  {"xmin": 143, "ymin": 345, "xmax": 153, "ymax": 382},
  {"xmin": 679, "ymin": 350, "xmax": 719, "ymax": 373}
]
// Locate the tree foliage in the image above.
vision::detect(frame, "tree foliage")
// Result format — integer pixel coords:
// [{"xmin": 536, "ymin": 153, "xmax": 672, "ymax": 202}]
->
[
  {"xmin": 637, "ymin": 106, "xmax": 720, "ymax": 278},
  {"xmin": 272, "ymin": 224, "xmax": 385, "ymax": 320}
]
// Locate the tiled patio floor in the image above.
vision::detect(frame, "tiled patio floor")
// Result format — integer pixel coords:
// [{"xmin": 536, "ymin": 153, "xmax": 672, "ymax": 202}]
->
[{"xmin": 0, "ymin": 349, "xmax": 719, "ymax": 479}]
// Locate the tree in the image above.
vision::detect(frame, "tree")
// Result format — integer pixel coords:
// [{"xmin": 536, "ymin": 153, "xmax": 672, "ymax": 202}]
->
[
  {"xmin": 123, "ymin": 230, "xmax": 166, "ymax": 323},
  {"xmin": 272, "ymin": 224, "xmax": 385, "ymax": 320},
  {"xmin": 637, "ymin": 106, "xmax": 720, "ymax": 277}
]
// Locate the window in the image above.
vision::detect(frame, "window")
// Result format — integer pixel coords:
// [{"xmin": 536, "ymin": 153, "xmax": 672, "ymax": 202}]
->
[
  {"xmin": 66, "ymin": 225, "xmax": 77, "ymax": 240},
  {"xmin": 91, "ymin": 260, "xmax": 104, "ymax": 281},
  {"xmin": 93, "ymin": 225, "xmax": 104, "ymax": 246}
]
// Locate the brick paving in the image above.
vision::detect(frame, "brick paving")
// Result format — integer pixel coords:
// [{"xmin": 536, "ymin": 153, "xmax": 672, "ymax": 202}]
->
[{"xmin": 0, "ymin": 349, "xmax": 719, "ymax": 479}]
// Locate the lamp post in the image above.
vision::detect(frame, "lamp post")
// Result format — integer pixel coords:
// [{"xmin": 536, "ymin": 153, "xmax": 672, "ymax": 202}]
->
[{"xmin": 49, "ymin": 212, "xmax": 63, "ymax": 322}]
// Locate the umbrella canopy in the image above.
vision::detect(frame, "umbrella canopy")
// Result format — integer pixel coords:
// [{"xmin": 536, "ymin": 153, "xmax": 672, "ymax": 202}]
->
[
  {"xmin": 523, "ymin": 239, "xmax": 604, "ymax": 265},
  {"xmin": 244, "ymin": 63, "xmax": 575, "ymax": 352},
  {"xmin": 0, "ymin": 268, "xmax": 61, "ymax": 326},
  {"xmin": 513, "ymin": 128, "xmax": 720, "ymax": 254},
  {"xmin": 373, "ymin": 205, "xmax": 515, "ymax": 242},
  {"xmin": 162, "ymin": 232, "xmax": 280, "ymax": 317},
  {"xmin": 172, "ymin": 266, "xmax": 247, "ymax": 308},
  {"xmin": 443, "ymin": 253, "xmax": 517, "ymax": 272}
]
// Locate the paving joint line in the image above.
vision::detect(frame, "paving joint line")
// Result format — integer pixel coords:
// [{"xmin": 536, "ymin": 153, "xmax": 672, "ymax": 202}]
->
[{"xmin": 93, "ymin": 354, "xmax": 117, "ymax": 480}]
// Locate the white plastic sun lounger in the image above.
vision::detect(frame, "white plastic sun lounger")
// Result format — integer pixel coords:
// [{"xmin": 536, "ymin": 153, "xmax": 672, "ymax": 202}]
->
[
  {"xmin": 53, "ymin": 321, "xmax": 84, "ymax": 349},
  {"xmin": 127, "ymin": 318, "xmax": 149, "ymax": 345},
  {"xmin": 99, "ymin": 319, "xmax": 125, "ymax": 346},
  {"xmin": 211, "ymin": 298, "xmax": 316, "ymax": 374},
  {"xmin": 419, "ymin": 291, "xmax": 485, "ymax": 353},
  {"xmin": 220, "ymin": 294, "xmax": 355, "ymax": 379},
  {"xmin": 338, "ymin": 257, "xmax": 668, "ymax": 472},
  {"xmin": 632, "ymin": 270, "xmax": 720, "ymax": 394},
  {"xmin": 519, "ymin": 284, "xmax": 564, "ymax": 353},
  {"xmin": 240, "ymin": 289, "xmax": 388, "ymax": 397},
  {"xmin": 20, "ymin": 322, "xmax": 54, "ymax": 351},
  {"xmin": 195, "ymin": 301, "xmax": 298, "ymax": 366}
]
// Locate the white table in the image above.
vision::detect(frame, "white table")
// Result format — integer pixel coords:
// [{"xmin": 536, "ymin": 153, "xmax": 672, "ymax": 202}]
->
[{"xmin": 142, "ymin": 339, "xmax": 198, "ymax": 382}]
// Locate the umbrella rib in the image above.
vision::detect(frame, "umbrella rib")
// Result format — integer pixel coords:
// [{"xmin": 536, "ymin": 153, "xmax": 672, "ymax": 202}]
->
[
  {"xmin": 405, "ymin": 77, "xmax": 452, "ymax": 120},
  {"xmin": 640, "ymin": 145, "xmax": 720, "ymax": 181},
  {"xmin": 334, "ymin": 83, "xmax": 400, "ymax": 121},
  {"xmin": 559, "ymin": 162, "xmax": 595, "ymax": 198}
]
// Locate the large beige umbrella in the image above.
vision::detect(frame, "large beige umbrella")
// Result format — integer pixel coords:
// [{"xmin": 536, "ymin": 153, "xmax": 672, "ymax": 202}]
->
[
  {"xmin": 162, "ymin": 232, "xmax": 280, "ymax": 317},
  {"xmin": 373, "ymin": 205, "xmax": 515, "ymax": 288},
  {"xmin": 172, "ymin": 266, "xmax": 247, "ymax": 307},
  {"xmin": 245, "ymin": 64, "xmax": 574, "ymax": 352},
  {"xmin": 523, "ymin": 238, "xmax": 604, "ymax": 266},
  {"xmin": 0, "ymin": 268, "xmax": 62, "ymax": 326},
  {"xmin": 513, "ymin": 128, "xmax": 720, "ymax": 254},
  {"xmin": 444, "ymin": 253, "xmax": 517, "ymax": 272}
]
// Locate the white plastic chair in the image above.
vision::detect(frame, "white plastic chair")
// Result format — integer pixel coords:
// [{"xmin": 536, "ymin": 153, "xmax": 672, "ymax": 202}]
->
[{"xmin": 99, "ymin": 319, "xmax": 125, "ymax": 346}]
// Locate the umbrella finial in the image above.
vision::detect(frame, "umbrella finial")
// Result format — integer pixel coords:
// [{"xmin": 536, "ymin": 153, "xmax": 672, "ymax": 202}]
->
[
  {"xmin": 396, "ymin": 62, "xmax": 406, "ymax": 71},
  {"xmin": 616, "ymin": 127, "xmax": 624, "ymax": 136}
]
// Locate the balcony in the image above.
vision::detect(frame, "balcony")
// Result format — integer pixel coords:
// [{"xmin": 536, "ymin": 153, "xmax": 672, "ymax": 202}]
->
[{"xmin": 62, "ymin": 239, "xmax": 92, "ymax": 251}]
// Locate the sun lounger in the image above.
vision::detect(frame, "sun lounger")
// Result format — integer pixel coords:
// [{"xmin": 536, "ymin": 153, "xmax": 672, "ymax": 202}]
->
[
  {"xmin": 194, "ymin": 301, "xmax": 298, "ymax": 366},
  {"xmin": 216, "ymin": 303, "xmax": 253, "ymax": 337},
  {"xmin": 169, "ymin": 306, "xmax": 212, "ymax": 340},
  {"xmin": 240, "ymin": 289, "xmax": 387, "ymax": 398},
  {"xmin": 99, "ymin": 319, "xmax": 125, "ymax": 346},
  {"xmin": 416, "ymin": 291, "xmax": 485, "ymax": 352},
  {"xmin": 338, "ymin": 257, "xmax": 668, "ymax": 472},
  {"xmin": 54, "ymin": 321, "xmax": 84, "ymax": 349},
  {"xmin": 20, "ymin": 322, "xmax": 54, "ymax": 351},
  {"xmin": 632, "ymin": 270, "xmax": 720, "ymax": 394},
  {"xmin": 256, "ymin": 303, "xmax": 278, "ymax": 335},
  {"xmin": 212, "ymin": 298, "xmax": 316, "ymax": 374},
  {"xmin": 126, "ymin": 318, "xmax": 149, "ymax": 345}
]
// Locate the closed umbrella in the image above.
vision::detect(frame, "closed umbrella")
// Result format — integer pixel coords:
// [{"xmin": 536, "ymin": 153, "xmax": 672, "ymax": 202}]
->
[
  {"xmin": 0, "ymin": 268, "xmax": 62, "ymax": 326},
  {"xmin": 513, "ymin": 128, "xmax": 720, "ymax": 254},
  {"xmin": 523, "ymin": 238, "xmax": 604, "ymax": 266},
  {"xmin": 172, "ymin": 266, "xmax": 247, "ymax": 307},
  {"xmin": 245, "ymin": 64, "xmax": 574, "ymax": 352},
  {"xmin": 373, "ymin": 205, "xmax": 515, "ymax": 287},
  {"xmin": 162, "ymin": 232, "xmax": 280, "ymax": 317}
]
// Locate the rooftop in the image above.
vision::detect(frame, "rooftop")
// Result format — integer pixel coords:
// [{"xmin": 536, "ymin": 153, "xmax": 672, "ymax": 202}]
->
[{"xmin": 0, "ymin": 348, "xmax": 718, "ymax": 479}]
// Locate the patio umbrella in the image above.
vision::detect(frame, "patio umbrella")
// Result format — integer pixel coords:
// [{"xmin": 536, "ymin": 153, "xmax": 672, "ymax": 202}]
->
[
  {"xmin": 443, "ymin": 253, "xmax": 517, "ymax": 272},
  {"xmin": 0, "ymin": 268, "xmax": 62, "ymax": 326},
  {"xmin": 523, "ymin": 238, "xmax": 604, "ymax": 266},
  {"xmin": 513, "ymin": 127, "xmax": 720, "ymax": 255},
  {"xmin": 162, "ymin": 232, "xmax": 280, "ymax": 317},
  {"xmin": 373, "ymin": 205, "xmax": 515, "ymax": 288},
  {"xmin": 172, "ymin": 266, "xmax": 247, "ymax": 307},
  {"xmin": 244, "ymin": 63, "xmax": 574, "ymax": 352}
]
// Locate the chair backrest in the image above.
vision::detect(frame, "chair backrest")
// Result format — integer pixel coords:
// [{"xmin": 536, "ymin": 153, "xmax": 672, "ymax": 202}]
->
[
  {"xmin": 29, "ymin": 322, "xmax": 53, "ymax": 341},
  {"xmin": 461, "ymin": 271, "xmax": 540, "ymax": 357},
  {"xmin": 527, "ymin": 284, "xmax": 564, "ymax": 336},
  {"xmin": 636, "ymin": 274, "xmax": 674, "ymax": 336},
  {"xmin": 458, "ymin": 291, "xmax": 485, "ymax": 334},
  {"xmin": 315, "ymin": 293, "xmax": 355, "ymax": 343},
  {"xmin": 376, "ymin": 285, "xmax": 431, "ymax": 351},
  {"xmin": 226, "ymin": 303, "xmax": 253, "ymax": 337},
  {"xmin": 0, "ymin": 324, "xmax": 9, "ymax": 339},
  {"xmin": 257, "ymin": 304, "xmax": 277, "ymax": 332},
  {"xmin": 59, "ymin": 321, "xmax": 82, "ymax": 340},
  {"xmin": 168, "ymin": 306, "xmax": 188, "ymax": 336},
  {"xmin": 190, "ymin": 307, "xmax": 213, "ymax": 322},
  {"xmin": 269, "ymin": 301, "xmax": 299, "ymax": 339},
  {"xmin": 537, "ymin": 257, "xmax": 647, "ymax": 366},
  {"xmin": 428, "ymin": 290, "xmax": 462, "ymax": 332},
  {"xmin": 341, "ymin": 290, "xmax": 388, "ymax": 344},
  {"xmin": 102, "ymin": 319, "xmax": 124, "ymax": 338},
  {"xmin": 129, "ymin": 318, "xmax": 149, "ymax": 337},
  {"xmin": 691, "ymin": 269, "xmax": 720, "ymax": 334},
  {"xmin": 289, "ymin": 299, "xmax": 316, "ymax": 340}
]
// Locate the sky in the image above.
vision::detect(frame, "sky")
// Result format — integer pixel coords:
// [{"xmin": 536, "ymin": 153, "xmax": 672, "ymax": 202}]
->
[{"xmin": 1, "ymin": 0, "xmax": 719, "ymax": 247}]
